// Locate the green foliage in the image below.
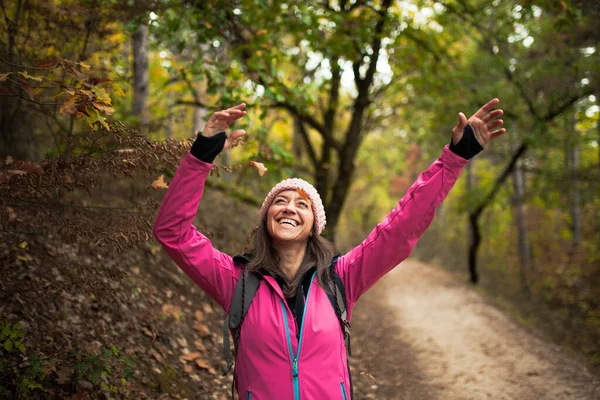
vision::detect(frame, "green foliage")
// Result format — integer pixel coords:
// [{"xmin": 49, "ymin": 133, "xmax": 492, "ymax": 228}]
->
[{"xmin": 0, "ymin": 319, "xmax": 25, "ymax": 353}]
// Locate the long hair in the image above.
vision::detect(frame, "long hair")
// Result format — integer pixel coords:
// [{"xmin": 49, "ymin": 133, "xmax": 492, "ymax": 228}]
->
[{"xmin": 246, "ymin": 216, "xmax": 336, "ymax": 298}]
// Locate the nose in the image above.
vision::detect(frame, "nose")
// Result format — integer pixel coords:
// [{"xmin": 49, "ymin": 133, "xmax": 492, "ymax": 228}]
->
[{"xmin": 282, "ymin": 203, "xmax": 297, "ymax": 214}]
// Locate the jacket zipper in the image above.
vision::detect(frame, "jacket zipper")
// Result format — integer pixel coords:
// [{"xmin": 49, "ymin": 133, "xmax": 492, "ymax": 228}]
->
[
  {"xmin": 246, "ymin": 391, "xmax": 251, "ymax": 400},
  {"xmin": 340, "ymin": 382, "xmax": 347, "ymax": 400},
  {"xmin": 280, "ymin": 271, "xmax": 317, "ymax": 400}
]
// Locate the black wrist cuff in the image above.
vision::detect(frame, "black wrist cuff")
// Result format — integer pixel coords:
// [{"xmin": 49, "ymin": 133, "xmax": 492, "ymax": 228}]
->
[
  {"xmin": 190, "ymin": 132, "xmax": 227, "ymax": 163},
  {"xmin": 449, "ymin": 124, "xmax": 484, "ymax": 160}
]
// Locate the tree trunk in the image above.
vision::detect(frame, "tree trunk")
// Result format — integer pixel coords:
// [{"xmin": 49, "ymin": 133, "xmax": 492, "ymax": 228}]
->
[
  {"xmin": 132, "ymin": 23, "xmax": 149, "ymax": 127},
  {"xmin": 510, "ymin": 136, "xmax": 532, "ymax": 293},
  {"xmin": 568, "ymin": 113, "xmax": 581, "ymax": 246}
]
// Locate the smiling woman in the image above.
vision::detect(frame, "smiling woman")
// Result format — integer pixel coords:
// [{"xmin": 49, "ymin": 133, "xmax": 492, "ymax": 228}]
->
[{"xmin": 153, "ymin": 100, "xmax": 506, "ymax": 399}]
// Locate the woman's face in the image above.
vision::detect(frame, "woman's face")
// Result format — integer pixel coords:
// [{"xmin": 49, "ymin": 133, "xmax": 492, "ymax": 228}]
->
[{"xmin": 267, "ymin": 189, "xmax": 314, "ymax": 245}]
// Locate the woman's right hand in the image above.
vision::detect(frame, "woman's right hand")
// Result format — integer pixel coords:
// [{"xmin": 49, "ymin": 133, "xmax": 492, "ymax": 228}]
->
[{"xmin": 202, "ymin": 103, "xmax": 247, "ymax": 151}]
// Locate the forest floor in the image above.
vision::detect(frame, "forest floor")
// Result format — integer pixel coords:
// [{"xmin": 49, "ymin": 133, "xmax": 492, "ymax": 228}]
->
[{"xmin": 350, "ymin": 259, "xmax": 600, "ymax": 400}]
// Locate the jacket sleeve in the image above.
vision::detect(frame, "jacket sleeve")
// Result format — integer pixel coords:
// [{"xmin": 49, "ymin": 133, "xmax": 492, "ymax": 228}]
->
[
  {"xmin": 335, "ymin": 145, "xmax": 469, "ymax": 317},
  {"xmin": 153, "ymin": 152, "xmax": 239, "ymax": 312}
]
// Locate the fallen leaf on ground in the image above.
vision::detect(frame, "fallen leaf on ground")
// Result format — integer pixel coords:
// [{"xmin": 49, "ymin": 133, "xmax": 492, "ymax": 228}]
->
[
  {"xmin": 195, "ymin": 359, "xmax": 211, "ymax": 369},
  {"xmin": 194, "ymin": 310, "xmax": 204, "ymax": 322},
  {"xmin": 180, "ymin": 352, "xmax": 201, "ymax": 362},
  {"xmin": 249, "ymin": 161, "xmax": 268, "ymax": 176}
]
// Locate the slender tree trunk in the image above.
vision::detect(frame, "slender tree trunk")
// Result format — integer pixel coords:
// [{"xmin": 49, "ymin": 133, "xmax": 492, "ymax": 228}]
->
[
  {"xmin": 510, "ymin": 137, "xmax": 532, "ymax": 293},
  {"xmin": 132, "ymin": 23, "xmax": 149, "ymax": 127},
  {"xmin": 569, "ymin": 113, "xmax": 581, "ymax": 246}
]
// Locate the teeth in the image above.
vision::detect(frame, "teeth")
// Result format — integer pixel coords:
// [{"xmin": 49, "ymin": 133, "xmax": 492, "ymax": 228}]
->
[{"xmin": 279, "ymin": 218, "xmax": 297, "ymax": 227}]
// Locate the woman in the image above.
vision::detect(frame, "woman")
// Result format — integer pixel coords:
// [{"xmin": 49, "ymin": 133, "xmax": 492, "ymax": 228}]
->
[{"xmin": 153, "ymin": 100, "xmax": 505, "ymax": 399}]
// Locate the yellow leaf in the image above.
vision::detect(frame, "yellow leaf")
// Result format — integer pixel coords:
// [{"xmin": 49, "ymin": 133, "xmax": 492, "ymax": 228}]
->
[
  {"xmin": 17, "ymin": 71, "xmax": 44, "ymax": 82},
  {"xmin": 151, "ymin": 175, "xmax": 169, "ymax": 190},
  {"xmin": 249, "ymin": 161, "xmax": 268, "ymax": 176},
  {"xmin": 93, "ymin": 87, "xmax": 111, "ymax": 104},
  {"xmin": 59, "ymin": 96, "xmax": 77, "ymax": 115},
  {"xmin": 93, "ymin": 102, "xmax": 115, "ymax": 115},
  {"xmin": 19, "ymin": 241, "xmax": 28, "ymax": 249},
  {"xmin": 78, "ymin": 61, "xmax": 91, "ymax": 70},
  {"xmin": 0, "ymin": 72, "xmax": 11, "ymax": 82}
]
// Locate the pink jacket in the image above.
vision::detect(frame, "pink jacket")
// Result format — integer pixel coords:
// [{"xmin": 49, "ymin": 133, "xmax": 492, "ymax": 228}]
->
[{"xmin": 153, "ymin": 146, "xmax": 468, "ymax": 399}]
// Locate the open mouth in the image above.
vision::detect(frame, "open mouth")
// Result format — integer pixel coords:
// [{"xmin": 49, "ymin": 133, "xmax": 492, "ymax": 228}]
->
[{"xmin": 278, "ymin": 218, "xmax": 299, "ymax": 227}]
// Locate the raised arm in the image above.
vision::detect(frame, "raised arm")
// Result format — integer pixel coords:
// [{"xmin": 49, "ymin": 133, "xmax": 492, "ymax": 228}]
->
[
  {"xmin": 153, "ymin": 104, "xmax": 248, "ymax": 312},
  {"xmin": 335, "ymin": 99, "xmax": 506, "ymax": 313}
]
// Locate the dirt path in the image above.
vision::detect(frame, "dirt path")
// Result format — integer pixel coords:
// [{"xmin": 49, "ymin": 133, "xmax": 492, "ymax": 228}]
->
[{"xmin": 351, "ymin": 259, "xmax": 600, "ymax": 400}]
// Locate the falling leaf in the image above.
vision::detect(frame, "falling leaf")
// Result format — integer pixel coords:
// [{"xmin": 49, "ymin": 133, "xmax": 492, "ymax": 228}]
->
[
  {"xmin": 180, "ymin": 352, "xmax": 201, "ymax": 362},
  {"xmin": 4, "ymin": 156, "xmax": 13, "ymax": 166},
  {"xmin": 0, "ymin": 72, "xmax": 11, "ymax": 82},
  {"xmin": 151, "ymin": 175, "xmax": 169, "ymax": 190},
  {"xmin": 18, "ymin": 241, "xmax": 28, "ymax": 249},
  {"xmin": 249, "ymin": 161, "xmax": 268, "ymax": 176},
  {"xmin": 78, "ymin": 61, "xmax": 91, "ymax": 70}
]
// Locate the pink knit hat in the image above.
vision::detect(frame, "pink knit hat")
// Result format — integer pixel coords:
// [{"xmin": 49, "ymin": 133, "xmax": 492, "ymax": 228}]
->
[{"xmin": 259, "ymin": 178, "xmax": 326, "ymax": 235}]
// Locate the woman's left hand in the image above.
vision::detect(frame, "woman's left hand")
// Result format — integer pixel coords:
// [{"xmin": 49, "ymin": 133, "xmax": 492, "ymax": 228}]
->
[{"xmin": 452, "ymin": 98, "xmax": 506, "ymax": 148}]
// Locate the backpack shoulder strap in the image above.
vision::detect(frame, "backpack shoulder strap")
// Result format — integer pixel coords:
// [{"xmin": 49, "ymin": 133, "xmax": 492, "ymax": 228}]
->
[{"xmin": 222, "ymin": 269, "xmax": 261, "ymax": 375}]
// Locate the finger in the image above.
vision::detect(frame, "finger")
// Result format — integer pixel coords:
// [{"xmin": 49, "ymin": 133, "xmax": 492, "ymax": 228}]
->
[
  {"xmin": 226, "ymin": 103, "xmax": 247, "ymax": 112},
  {"xmin": 487, "ymin": 119, "xmax": 504, "ymax": 132},
  {"xmin": 473, "ymin": 98, "xmax": 500, "ymax": 119},
  {"xmin": 490, "ymin": 128, "xmax": 506, "ymax": 139},
  {"xmin": 482, "ymin": 109, "xmax": 503, "ymax": 124},
  {"xmin": 452, "ymin": 112, "xmax": 468, "ymax": 135}
]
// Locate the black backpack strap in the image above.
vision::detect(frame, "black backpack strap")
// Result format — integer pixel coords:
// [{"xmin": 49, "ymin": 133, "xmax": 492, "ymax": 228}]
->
[{"xmin": 222, "ymin": 269, "xmax": 262, "ymax": 375}]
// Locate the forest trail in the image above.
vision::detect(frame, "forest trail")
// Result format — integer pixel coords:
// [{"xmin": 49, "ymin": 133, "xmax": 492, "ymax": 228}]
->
[{"xmin": 351, "ymin": 259, "xmax": 600, "ymax": 400}]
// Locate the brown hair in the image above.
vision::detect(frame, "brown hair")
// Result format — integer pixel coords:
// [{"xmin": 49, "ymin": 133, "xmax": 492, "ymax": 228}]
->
[{"xmin": 246, "ymin": 216, "xmax": 336, "ymax": 298}]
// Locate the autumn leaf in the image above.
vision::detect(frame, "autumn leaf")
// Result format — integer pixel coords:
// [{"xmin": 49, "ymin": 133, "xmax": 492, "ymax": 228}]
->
[
  {"xmin": 34, "ymin": 58, "xmax": 60, "ymax": 69},
  {"xmin": 0, "ymin": 72, "xmax": 11, "ymax": 82},
  {"xmin": 19, "ymin": 78, "xmax": 35, "ymax": 100},
  {"xmin": 192, "ymin": 321, "xmax": 210, "ymax": 336},
  {"xmin": 250, "ymin": 161, "xmax": 268, "ymax": 176},
  {"xmin": 5, "ymin": 156, "xmax": 14, "ymax": 165},
  {"xmin": 195, "ymin": 359, "xmax": 211, "ymax": 369},
  {"xmin": 180, "ymin": 352, "xmax": 201, "ymax": 362},
  {"xmin": 11, "ymin": 160, "xmax": 44, "ymax": 174},
  {"xmin": 184, "ymin": 364, "xmax": 193, "ymax": 374},
  {"xmin": 78, "ymin": 61, "xmax": 91, "ymax": 70},
  {"xmin": 18, "ymin": 71, "xmax": 44, "ymax": 82},
  {"xmin": 194, "ymin": 310, "xmax": 204, "ymax": 322},
  {"xmin": 93, "ymin": 102, "xmax": 115, "ymax": 115},
  {"xmin": 151, "ymin": 175, "xmax": 169, "ymax": 190},
  {"xmin": 59, "ymin": 96, "xmax": 77, "ymax": 115},
  {"xmin": 7, "ymin": 207, "xmax": 17, "ymax": 222},
  {"xmin": 0, "ymin": 173, "xmax": 9, "ymax": 184}
]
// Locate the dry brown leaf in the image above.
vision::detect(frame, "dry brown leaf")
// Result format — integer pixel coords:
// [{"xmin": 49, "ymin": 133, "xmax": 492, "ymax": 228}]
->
[
  {"xmin": 7, "ymin": 207, "xmax": 17, "ymax": 222},
  {"xmin": 0, "ymin": 72, "xmax": 11, "ymax": 82},
  {"xmin": 194, "ymin": 340, "xmax": 206, "ymax": 351},
  {"xmin": 7, "ymin": 169, "xmax": 26, "ymax": 175},
  {"xmin": 0, "ymin": 173, "xmax": 9, "ymax": 184},
  {"xmin": 203, "ymin": 303, "xmax": 213, "ymax": 314},
  {"xmin": 72, "ymin": 393, "xmax": 90, "ymax": 400},
  {"xmin": 195, "ymin": 359, "xmax": 211, "ymax": 369},
  {"xmin": 249, "ymin": 161, "xmax": 268, "ymax": 176},
  {"xmin": 151, "ymin": 351, "xmax": 163, "ymax": 363},
  {"xmin": 177, "ymin": 337, "xmax": 188, "ymax": 347},
  {"xmin": 5, "ymin": 156, "xmax": 14, "ymax": 165},
  {"xmin": 18, "ymin": 71, "xmax": 44, "ymax": 82},
  {"xmin": 184, "ymin": 364, "xmax": 193, "ymax": 374},
  {"xmin": 180, "ymin": 352, "xmax": 201, "ymax": 362},
  {"xmin": 193, "ymin": 321, "xmax": 210, "ymax": 336},
  {"xmin": 151, "ymin": 175, "xmax": 169, "ymax": 190},
  {"xmin": 194, "ymin": 310, "xmax": 204, "ymax": 322},
  {"xmin": 56, "ymin": 366, "xmax": 73, "ymax": 384},
  {"xmin": 161, "ymin": 304, "xmax": 182, "ymax": 321}
]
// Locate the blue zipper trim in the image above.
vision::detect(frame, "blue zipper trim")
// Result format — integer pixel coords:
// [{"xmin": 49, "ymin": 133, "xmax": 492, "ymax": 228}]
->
[
  {"xmin": 340, "ymin": 382, "xmax": 347, "ymax": 400},
  {"xmin": 280, "ymin": 270, "xmax": 317, "ymax": 400},
  {"xmin": 246, "ymin": 391, "xmax": 251, "ymax": 400}
]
